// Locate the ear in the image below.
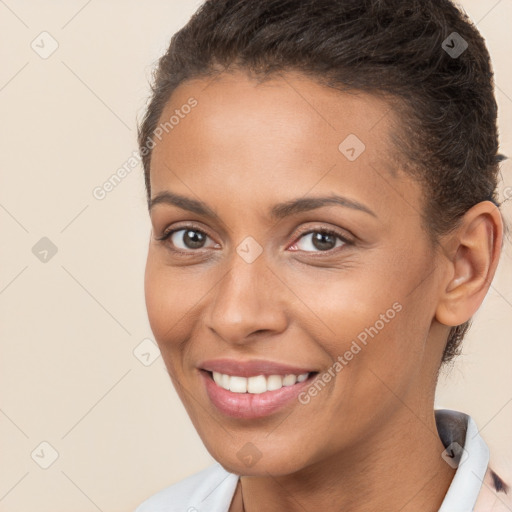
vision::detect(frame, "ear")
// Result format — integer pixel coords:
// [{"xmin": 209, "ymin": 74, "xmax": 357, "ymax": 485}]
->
[{"xmin": 435, "ymin": 201, "xmax": 503, "ymax": 327}]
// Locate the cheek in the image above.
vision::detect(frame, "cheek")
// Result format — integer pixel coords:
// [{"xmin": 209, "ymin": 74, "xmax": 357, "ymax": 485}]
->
[
  {"xmin": 144, "ymin": 256, "xmax": 171, "ymax": 342},
  {"xmin": 307, "ymin": 284, "xmax": 412, "ymax": 400},
  {"xmin": 286, "ymin": 261, "xmax": 402, "ymax": 344},
  {"xmin": 143, "ymin": 250, "xmax": 201, "ymax": 354},
  {"xmin": 293, "ymin": 254, "xmax": 432, "ymax": 388}
]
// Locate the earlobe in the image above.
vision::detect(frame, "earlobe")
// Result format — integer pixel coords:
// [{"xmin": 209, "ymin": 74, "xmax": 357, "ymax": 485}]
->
[{"xmin": 435, "ymin": 201, "xmax": 503, "ymax": 327}]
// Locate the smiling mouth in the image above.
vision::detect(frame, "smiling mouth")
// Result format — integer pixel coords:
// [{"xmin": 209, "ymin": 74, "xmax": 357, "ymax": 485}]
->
[
  {"xmin": 199, "ymin": 368, "xmax": 320, "ymax": 419},
  {"xmin": 203, "ymin": 370, "xmax": 319, "ymax": 393}
]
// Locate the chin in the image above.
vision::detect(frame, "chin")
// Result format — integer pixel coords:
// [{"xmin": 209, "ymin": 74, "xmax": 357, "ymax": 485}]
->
[{"xmin": 205, "ymin": 440, "xmax": 312, "ymax": 477}]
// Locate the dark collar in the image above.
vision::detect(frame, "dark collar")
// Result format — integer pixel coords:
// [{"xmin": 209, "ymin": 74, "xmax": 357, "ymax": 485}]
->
[{"xmin": 435, "ymin": 409, "xmax": 469, "ymax": 449}]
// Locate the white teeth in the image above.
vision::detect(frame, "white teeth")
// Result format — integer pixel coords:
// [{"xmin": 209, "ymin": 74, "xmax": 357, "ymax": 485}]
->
[
  {"xmin": 229, "ymin": 376, "xmax": 247, "ymax": 393},
  {"xmin": 213, "ymin": 371, "xmax": 222, "ymax": 386},
  {"xmin": 282, "ymin": 374, "xmax": 297, "ymax": 386},
  {"xmin": 210, "ymin": 372, "xmax": 310, "ymax": 393},
  {"xmin": 247, "ymin": 375, "xmax": 267, "ymax": 394},
  {"xmin": 267, "ymin": 374, "xmax": 283, "ymax": 391}
]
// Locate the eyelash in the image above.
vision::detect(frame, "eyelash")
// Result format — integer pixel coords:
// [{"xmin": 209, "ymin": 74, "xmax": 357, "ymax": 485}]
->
[{"xmin": 155, "ymin": 223, "xmax": 354, "ymax": 257}]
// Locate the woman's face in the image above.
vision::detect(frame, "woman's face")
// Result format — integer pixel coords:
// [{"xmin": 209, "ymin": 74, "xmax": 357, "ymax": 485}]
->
[{"xmin": 145, "ymin": 70, "xmax": 448, "ymax": 475}]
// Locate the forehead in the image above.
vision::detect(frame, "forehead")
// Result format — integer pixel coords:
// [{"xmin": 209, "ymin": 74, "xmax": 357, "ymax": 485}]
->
[
  {"xmin": 149, "ymin": 70, "xmax": 417, "ymax": 222},
  {"xmin": 151, "ymin": 69, "xmax": 396, "ymax": 166}
]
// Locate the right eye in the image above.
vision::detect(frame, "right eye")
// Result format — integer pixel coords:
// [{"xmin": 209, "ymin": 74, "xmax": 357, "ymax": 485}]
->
[{"xmin": 156, "ymin": 226, "xmax": 220, "ymax": 253}]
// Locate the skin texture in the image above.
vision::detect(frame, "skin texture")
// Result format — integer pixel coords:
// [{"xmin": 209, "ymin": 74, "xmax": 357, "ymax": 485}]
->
[{"xmin": 144, "ymin": 70, "xmax": 503, "ymax": 512}]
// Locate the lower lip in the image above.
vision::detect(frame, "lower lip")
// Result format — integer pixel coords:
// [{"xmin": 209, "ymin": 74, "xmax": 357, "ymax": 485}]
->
[{"xmin": 200, "ymin": 370, "xmax": 317, "ymax": 419}]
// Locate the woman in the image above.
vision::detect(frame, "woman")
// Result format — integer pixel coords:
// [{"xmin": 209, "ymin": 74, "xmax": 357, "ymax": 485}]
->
[{"xmin": 135, "ymin": 0, "xmax": 510, "ymax": 510}]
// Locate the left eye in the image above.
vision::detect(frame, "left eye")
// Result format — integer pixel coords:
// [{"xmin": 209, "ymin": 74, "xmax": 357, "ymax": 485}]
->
[{"xmin": 290, "ymin": 230, "xmax": 347, "ymax": 252}]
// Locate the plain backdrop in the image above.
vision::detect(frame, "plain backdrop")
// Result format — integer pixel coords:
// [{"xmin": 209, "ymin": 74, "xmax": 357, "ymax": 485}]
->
[{"xmin": 1, "ymin": 1, "xmax": 511, "ymax": 511}]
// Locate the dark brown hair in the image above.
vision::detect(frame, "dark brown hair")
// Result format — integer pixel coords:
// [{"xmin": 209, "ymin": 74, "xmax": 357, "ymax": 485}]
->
[{"xmin": 138, "ymin": 0, "xmax": 504, "ymax": 365}]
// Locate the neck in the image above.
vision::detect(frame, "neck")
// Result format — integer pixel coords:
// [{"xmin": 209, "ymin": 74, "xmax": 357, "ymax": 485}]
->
[{"xmin": 233, "ymin": 406, "xmax": 456, "ymax": 512}]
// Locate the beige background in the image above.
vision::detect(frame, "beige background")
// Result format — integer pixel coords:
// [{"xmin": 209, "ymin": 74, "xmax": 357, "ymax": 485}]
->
[{"xmin": 0, "ymin": 1, "xmax": 511, "ymax": 511}]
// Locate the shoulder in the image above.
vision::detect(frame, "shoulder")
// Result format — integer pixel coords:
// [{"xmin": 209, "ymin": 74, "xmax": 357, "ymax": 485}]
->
[{"xmin": 134, "ymin": 463, "xmax": 239, "ymax": 512}]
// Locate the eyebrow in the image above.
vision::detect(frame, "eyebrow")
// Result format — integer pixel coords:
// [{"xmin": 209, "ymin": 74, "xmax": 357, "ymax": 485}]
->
[{"xmin": 149, "ymin": 191, "xmax": 377, "ymax": 219}]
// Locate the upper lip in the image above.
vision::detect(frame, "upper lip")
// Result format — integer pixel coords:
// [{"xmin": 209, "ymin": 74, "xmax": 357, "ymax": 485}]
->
[{"xmin": 199, "ymin": 358, "xmax": 316, "ymax": 378}]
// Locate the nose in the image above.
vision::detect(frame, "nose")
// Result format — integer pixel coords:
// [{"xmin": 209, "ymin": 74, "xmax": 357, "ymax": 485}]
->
[{"xmin": 204, "ymin": 250, "xmax": 288, "ymax": 345}]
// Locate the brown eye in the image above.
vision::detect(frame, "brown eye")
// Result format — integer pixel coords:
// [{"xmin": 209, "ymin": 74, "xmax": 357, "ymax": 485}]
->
[
  {"xmin": 292, "ymin": 229, "xmax": 348, "ymax": 252},
  {"xmin": 175, "ymin": 229, "xmax": 207, "ymax": 249},
  {"xmin": 157, "ymin": 226, "xmax": 219, "ymax": 253}
]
